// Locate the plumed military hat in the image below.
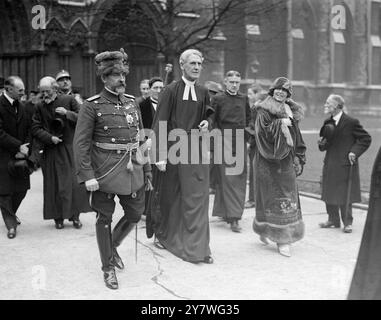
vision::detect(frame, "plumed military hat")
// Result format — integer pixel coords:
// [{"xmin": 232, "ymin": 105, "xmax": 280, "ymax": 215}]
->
[
  {"xmin": 94, "ymin": 48, "xmax": 129, "ymax": 77},
  {"xmin": 269, "ymin": 77, "xmax": 293, "ymax": 97}
]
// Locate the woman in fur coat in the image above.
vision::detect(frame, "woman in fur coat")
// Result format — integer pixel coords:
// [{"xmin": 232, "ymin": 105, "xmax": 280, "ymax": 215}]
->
[{"xmin": 251, "ymin": 77, "xmax": 306, "ymax": 257}]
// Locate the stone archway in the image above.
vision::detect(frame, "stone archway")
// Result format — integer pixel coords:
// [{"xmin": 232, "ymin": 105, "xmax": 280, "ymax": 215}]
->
[
  {"xmin": 93, "ymin": 0, "xmax": 162, "ymax": 95},
  {"xmin": 0, "ymin": 0, "xmax": 36, "ymax": 90},
  {"xmin": 292, "ymin": 0, "xmax": 317, "ymax": 81}
]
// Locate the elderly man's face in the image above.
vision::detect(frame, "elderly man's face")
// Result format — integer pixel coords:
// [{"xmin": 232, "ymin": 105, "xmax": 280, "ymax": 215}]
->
[
  {"xmin": 324, "ymin": 96, "xmax": 339, "ymax": 115},
  {"xmin": 181, "ymin": 54, "xmax": 202, "ymax": 81},
  {"xmin": 57, "ymin": 76, "xmax": 72, "ymax": 93},
  {"xmin": 103, "ymin": 71, "xmax": 126, "ymax": 94},
  {"xmin": 40, "ymin": 85, "xmax": 57, "ymax": 104},
  {"xmin": 140, "ymin": 82, "xmax": 150, "ymax": 98},
  {"xmin": 7, "ymin": 79, "xmax": 25, "ymax": 101}
]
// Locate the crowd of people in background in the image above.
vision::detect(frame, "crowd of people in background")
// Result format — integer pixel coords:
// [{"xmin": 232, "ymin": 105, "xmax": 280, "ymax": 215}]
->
[{"xmin": 0, "ymin": 46, "xmax": 379, "ymax": 297}]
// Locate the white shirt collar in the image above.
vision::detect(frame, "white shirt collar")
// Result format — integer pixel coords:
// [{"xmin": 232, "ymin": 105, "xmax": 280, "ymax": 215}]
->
[
  {"xmin": 182, "ymin": 76, "xmax": 196, "ymax": 86},
  {"xmin": 182, "ymin": 76, "xmax": 197, "ymax": 101},
  {"xmin": 150, "ymin": 97, "xmax": 158, "ymax": 111},
  {"xmin": 3, "ymin": 91, "xmax": 15, "ymax": 106},
  {"xmin": 333, "ymin": 111, "xmax": 343, "ymax": 125},
  {"xmin": 226, "ymin": 89, "xmax": 238, "ymax": 96}
]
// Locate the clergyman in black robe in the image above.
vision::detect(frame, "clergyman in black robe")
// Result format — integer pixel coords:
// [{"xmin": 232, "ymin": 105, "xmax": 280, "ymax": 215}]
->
[{"xmin": 151, "ymin": 49, "xmax": 214, "ymax": 263}]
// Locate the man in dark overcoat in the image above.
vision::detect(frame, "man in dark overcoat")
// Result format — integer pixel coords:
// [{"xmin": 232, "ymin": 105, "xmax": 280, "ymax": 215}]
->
[
  {"xmin": 139, "ymin": 77, "xmax": 163, "ymax": 130},
  {"xmin": 31, "ymin": 76, "xmax": 90, "ymax": 229},
  {"xmin": 73, "ymin": 48, "xmax": 152, "ymax": 290},
  {"xmin": 318, "ymin": 94, "xmax": 371, "ymax": 233},
  {"xmin": 348, "ymin": 146, "xmax": 381, "ymax": 299},
  {"xmin": 0, "ymin": 76, "xmax": 31, "ymax": 239}
]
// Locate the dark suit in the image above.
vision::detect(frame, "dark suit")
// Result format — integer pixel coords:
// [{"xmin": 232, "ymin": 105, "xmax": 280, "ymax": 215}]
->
[
  {"xmin": 0, "ymin": 94, "xmax": 31, "ymax": 230},
  {"xmin": 319, "ymin": 112, "xmax": 371, "ymax": 226},
  {"xmin": 139, "ymin": 97, "xmax": 156, "ymax": 129}
]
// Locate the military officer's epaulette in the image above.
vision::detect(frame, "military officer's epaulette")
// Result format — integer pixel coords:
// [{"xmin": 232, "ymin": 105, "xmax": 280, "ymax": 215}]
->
[
  {"xmin": 86, "ymin": 94, "xmax": 101, "ymax": 102},
  {"xmin": 123, "ymin": 93, "xmax": 135, "ymax": 100}
]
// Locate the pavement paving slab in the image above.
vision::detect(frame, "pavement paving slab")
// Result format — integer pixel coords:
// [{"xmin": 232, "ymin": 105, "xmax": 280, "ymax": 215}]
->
[{"xmin": 0, "ymin": 171, "xmax": 366, "ymax": 300}]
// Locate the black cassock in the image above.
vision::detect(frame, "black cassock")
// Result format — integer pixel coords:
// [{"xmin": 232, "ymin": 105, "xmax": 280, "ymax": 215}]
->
[
  {"xmin": 348, "ymin": 147, "xmax": 381, "ymax": 300},
  {"xmin": 211, "ymin": 91, "xmax": 250, "ymax": 221},
  {"xmin": 150, "ymin": 79, "xmax": 214, "ymax": 262},
  {"xmin": 31, "ymin": 95, "xmax": 91, "ymax": 220}
]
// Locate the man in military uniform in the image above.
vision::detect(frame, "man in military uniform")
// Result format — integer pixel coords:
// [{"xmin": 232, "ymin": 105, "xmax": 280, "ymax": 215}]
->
[
  {"xmin": 56, "ymin": 70, "xmax": 73, "ymax": 96},
  {"xmin": 73, "ymin": 48, "xmax": 152, "ymax": 290},
  {"xmin": 56, "ymin": 70, "xmax": 83, "ymax": 105}
]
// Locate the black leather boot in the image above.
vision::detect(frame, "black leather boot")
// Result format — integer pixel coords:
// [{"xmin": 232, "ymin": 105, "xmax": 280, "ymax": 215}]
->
[
  {"xmin": 111, "ymin": 216, "xmax": 136, "ymax": 270},
  {"xmin": 96, "ymin": 223, "xmax": 118, "ymax": 289}
]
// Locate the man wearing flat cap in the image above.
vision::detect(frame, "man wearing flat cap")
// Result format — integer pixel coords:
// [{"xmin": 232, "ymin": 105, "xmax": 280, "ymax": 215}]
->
[{"xmin": 73, "ymin": 48, "xmax": 152, "ymax": 290}]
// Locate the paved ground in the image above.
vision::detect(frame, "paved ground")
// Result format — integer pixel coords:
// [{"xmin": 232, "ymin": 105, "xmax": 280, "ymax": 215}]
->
[{"xmin": 0, "ymin": 171, "xmax": 367, "ymax": 300}]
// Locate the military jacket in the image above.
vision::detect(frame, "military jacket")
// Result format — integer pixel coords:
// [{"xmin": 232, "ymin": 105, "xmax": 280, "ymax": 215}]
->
[{"xmin": 73, "ymin": 88, "xmax": 151, "ymax": 195}]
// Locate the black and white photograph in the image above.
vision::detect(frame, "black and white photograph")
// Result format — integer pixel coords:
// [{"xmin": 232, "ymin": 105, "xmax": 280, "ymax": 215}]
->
[{"xmin": 1, "ymin": 0, "xmax": 381, "ymax": 304}]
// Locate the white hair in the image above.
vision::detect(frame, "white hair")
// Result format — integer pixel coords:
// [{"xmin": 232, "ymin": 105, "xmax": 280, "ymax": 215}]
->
[
  {"xmin": 179, "ymin": 49, "xmax": 204, "ymax": 65},
  {"xmin": 39, "ymin": 76, "xmax": 59, "ymax": 90},
  {"xmin": 329, "ymin": 94, "xmax": 345, "ymax": 109}
]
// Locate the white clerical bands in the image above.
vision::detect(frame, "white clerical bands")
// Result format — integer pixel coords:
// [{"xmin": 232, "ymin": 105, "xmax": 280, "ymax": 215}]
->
[
  {"xmin": 182, "ymin": 76, "xmax": 197, "ymax": 101},
  {"xmin": 183, "ymin": 83, "xmax": 197, "ymax": 101}
]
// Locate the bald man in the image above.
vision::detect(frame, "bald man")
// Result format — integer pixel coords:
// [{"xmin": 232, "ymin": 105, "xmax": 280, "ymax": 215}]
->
[
  {"xmin": 0, "ymin": 76, "xmax": 31, "ymax": 239},
  {"xmin": 31, "ymin": 77, "xmax": 91, "ymax": 229}
]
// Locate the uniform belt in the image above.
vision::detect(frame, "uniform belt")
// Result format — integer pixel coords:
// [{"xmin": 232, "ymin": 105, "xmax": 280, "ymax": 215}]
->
[{"xmin": 94, "ymin": 142, "xmax": 139, "ymax": 151}]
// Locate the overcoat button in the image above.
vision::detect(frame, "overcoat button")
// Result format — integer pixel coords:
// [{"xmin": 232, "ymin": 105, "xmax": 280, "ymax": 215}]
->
[
  {"xmin": 117, "ymin": 150, "xmax": 121, "ymax": 154},
  {"xmin": 97, "ymin": 113, "xmax": 102, "ymax": 117},
  {"xmin": 104, "ymin": 126, "xmax": 108, "ymax": 130},
  {"xmin": 131, "ymin": 192, "xmax": 137, "ymax": 198},
  {"xmin": 111, "ymin": 138, "xmax": 116, "ymax": 142}
]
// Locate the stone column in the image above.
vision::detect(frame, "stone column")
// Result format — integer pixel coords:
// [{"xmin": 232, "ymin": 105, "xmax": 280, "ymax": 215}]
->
[
  {"xmin": 351, "ymin": 0, "xmax": 368, "ymax": 85},
  {"xmin": 315, "ymin": 0, "xmax": 331, "ymax": 84}
]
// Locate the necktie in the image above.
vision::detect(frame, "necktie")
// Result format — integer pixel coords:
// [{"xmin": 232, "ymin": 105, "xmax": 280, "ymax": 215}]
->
[{"xmin": 13, "ymin": 100, "xmax": 18, "ymax": 114}]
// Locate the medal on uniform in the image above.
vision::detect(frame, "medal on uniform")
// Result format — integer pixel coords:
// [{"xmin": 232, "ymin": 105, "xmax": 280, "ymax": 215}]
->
[{"xmin": 126, "ymin": 113, "xmax": 134, "ymax": 125}]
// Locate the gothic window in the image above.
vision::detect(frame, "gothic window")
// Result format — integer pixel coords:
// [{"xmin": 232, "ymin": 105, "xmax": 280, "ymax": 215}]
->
[{"xmin": 291, "ymin": 0, "xmax": 316, "ymax": 81}]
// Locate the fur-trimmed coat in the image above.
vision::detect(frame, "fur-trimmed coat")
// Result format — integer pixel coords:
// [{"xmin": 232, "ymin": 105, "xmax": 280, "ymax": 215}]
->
[
  {"xmin": 252, "ymin": 95, "xmax": 306, "ymax": 244},
  {"xmin": 253, "ymin": 95, "xmax": 306, "ymax": 165}
]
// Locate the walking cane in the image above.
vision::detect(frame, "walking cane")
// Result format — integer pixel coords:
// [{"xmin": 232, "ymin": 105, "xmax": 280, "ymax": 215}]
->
[
  {"xmin": 344, "ymin": 163, "xmax": 354, "ymax": 225},
  {"xmin": 135, "ymin": 224, "xmax": 138, "ymax": 263}
]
